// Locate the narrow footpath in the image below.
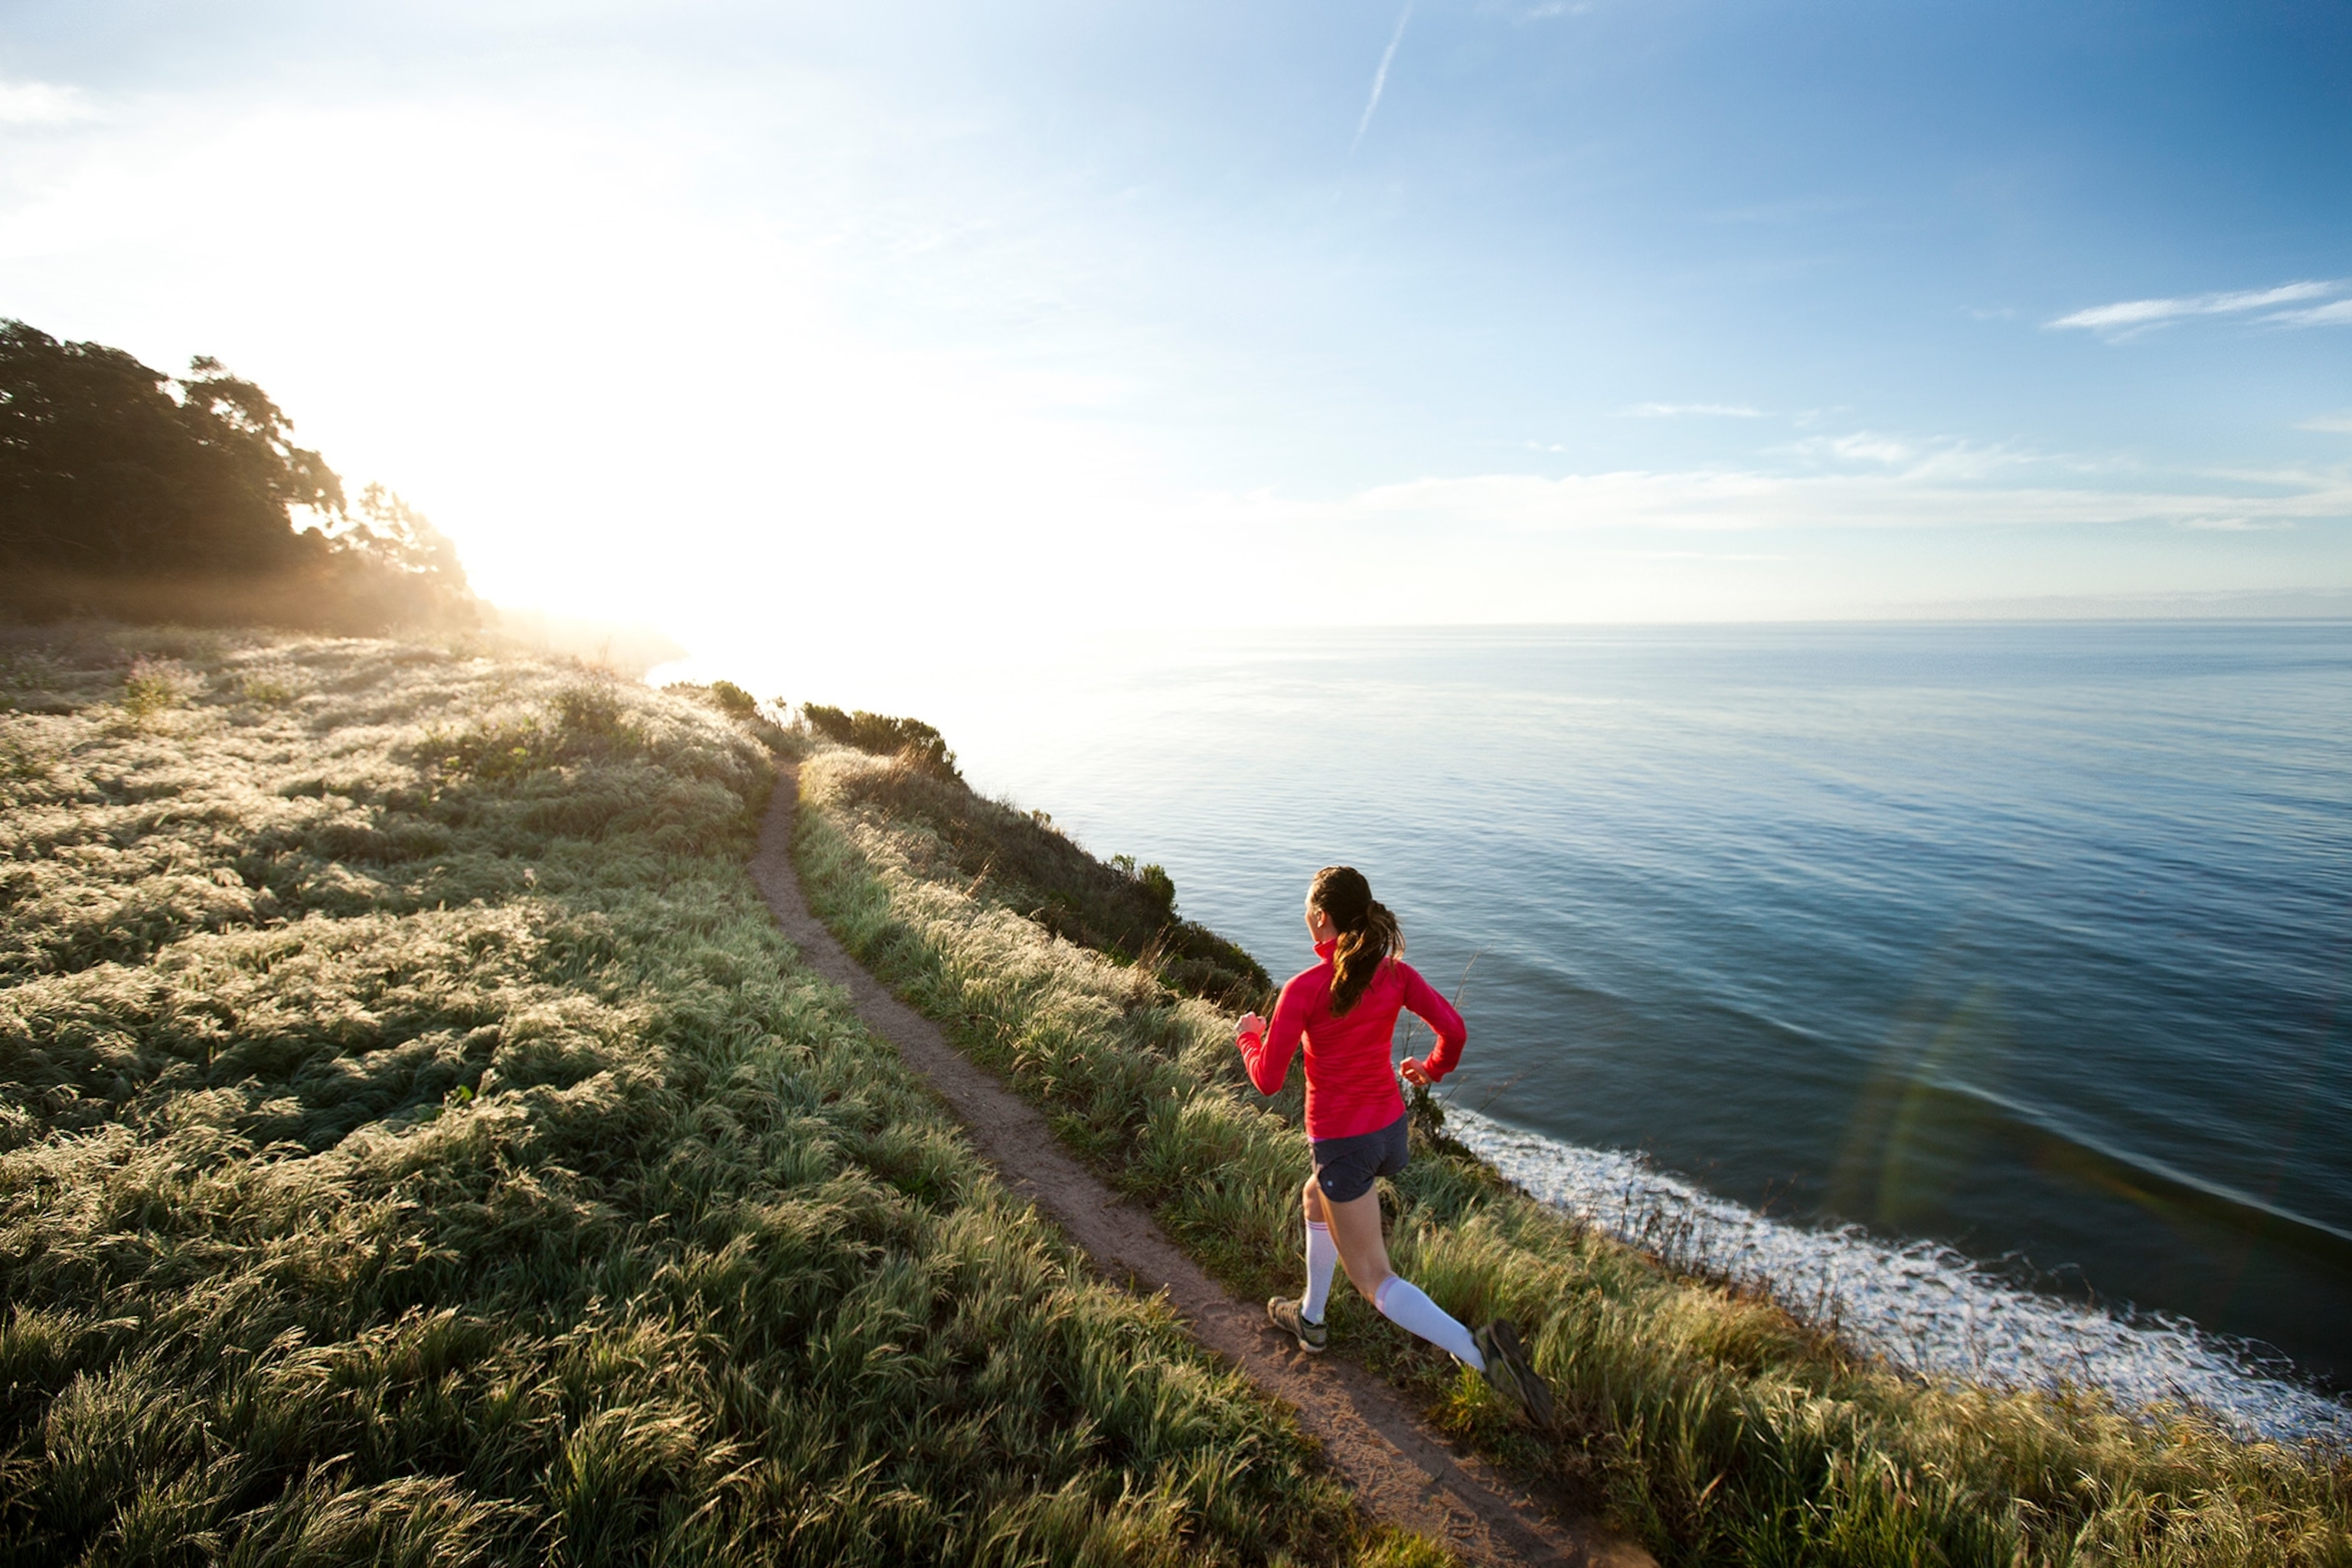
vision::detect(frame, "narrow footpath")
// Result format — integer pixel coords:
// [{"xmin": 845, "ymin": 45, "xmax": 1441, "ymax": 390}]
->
[{"xmin": 751, "ymin": 769, "xmax": 1654, "ymax": 1568}]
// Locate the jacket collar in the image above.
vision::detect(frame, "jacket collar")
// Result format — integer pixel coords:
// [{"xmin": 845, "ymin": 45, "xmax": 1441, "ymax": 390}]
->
[{"xmin": 1314, "ymin": 938, "xmax": 1338, "ymax": 961}]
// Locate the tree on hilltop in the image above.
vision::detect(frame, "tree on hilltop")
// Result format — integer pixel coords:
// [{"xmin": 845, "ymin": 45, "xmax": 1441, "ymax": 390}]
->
[
  {"xmin": 0, "ymin": 318, "xmax": 475, "ymax": 630},
  {"xmin": 0, "ymin": 322, "xmax": 342, "ymax": 571}
]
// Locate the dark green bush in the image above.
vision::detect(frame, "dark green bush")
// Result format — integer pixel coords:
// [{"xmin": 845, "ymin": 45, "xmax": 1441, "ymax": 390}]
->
[
  {"xmin": 705, "ymin": 679, "xmax": 760, "ymax": 719},
  {"xmin": 801, "ymin": 704, "xmax": 959, "ymax": 779}
]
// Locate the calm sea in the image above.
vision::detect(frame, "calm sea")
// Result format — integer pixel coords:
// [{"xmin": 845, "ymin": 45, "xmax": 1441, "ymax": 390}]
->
[{"xmin": 702, "ymin": 621, "xmax": 2352, "ymax": 1439}]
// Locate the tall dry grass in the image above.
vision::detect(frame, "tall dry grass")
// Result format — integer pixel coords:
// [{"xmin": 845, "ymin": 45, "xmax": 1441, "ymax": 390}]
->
[
  {"xmin": 0, "ymin": 626, "xmax": 1419, "ymax": 1566},
  {"xmin": 795, "ymin": 744, "xmax": 2352, "ymax": 1567}
]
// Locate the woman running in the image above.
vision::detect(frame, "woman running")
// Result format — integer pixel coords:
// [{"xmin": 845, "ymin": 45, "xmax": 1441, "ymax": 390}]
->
[{"xmin": 1235, "ymin": 865, "xmax": 1552, "ymax": 1425}]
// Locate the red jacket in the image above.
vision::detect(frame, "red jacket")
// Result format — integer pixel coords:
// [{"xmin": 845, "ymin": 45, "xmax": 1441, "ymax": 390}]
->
[{"xmin": 1238, "ymin": 938, "xmax": 1468, "ymax": 1139}]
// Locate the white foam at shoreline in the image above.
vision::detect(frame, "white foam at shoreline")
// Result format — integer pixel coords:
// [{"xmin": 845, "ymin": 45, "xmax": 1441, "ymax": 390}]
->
[{"xmin": 1445, "ymin": 1106, "xmax": 2352, "ymax": 1447}]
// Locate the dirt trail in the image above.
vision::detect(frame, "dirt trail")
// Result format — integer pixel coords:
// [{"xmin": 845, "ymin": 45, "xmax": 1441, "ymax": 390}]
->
[{"xmin": 752, "ymin": 772, "xmax": 1654, "ymax": 1568}]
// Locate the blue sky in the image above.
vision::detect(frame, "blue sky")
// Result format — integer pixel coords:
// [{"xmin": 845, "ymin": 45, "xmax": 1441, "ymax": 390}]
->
[{"xmin": 2, "ymin": 1, "xmax": 2346, "ymax": 652}]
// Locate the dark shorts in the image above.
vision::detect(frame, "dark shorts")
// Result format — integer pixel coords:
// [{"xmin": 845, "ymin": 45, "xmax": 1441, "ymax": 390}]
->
[{"xmin": 1311, "ymin": 1111, "xmax": 1411, "ymax": 1204}]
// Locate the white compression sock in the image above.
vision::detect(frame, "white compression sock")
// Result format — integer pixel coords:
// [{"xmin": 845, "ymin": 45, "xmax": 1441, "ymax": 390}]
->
[
  {"xmin": 1373, "ymin": 1276, "xmax": 1485, "ymax": 1370},
  {"xmin": 1302, "ymin": 1220, "xmax": 1338, "ymax": 1324}
]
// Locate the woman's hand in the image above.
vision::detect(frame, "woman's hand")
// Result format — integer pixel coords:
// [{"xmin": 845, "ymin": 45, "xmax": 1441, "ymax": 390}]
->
[
  {"xmin": 1399, "ymin": 1057, "xmax": 1432, "ymax": 1086},
  {"xmin": 1236, "ymin": 1011, "xmax": 1267, "ymax": 1043}
]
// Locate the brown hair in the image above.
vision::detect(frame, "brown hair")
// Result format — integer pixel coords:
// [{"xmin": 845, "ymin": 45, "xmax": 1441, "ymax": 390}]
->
[{"xmin": 1312, "ymin": 864, "xmax": 1403, "ymax": 1017}]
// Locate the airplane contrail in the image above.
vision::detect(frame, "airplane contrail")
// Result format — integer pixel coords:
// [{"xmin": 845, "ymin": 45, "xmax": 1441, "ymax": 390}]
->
[{"xmin": 1351, "ymin": 4, "xmax": 1413, "ymax": 154}]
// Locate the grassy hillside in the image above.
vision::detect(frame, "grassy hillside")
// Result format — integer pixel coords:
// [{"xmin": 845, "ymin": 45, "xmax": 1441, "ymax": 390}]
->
[
  {"xmin": 794, "ymin": 744, "xmax": 2352, "ymax": 1568},
  {"xmin": 0, "ymin": 625, "xmax": 1433, "ymax": 1566}
]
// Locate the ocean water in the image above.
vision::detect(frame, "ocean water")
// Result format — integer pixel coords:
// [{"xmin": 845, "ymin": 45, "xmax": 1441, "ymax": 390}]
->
[{"xmin": 713, "ymin": 621, "xmax": 2352, "ymax": 1439}]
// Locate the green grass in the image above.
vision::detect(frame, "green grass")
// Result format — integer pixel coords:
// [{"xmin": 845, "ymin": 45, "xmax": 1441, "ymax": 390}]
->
[
  {"xmin": 794, "ymin": 742, "xmax": 2352, "ymax": 1567},
  {"xmin": 0, "ymin": 624, "xmax": 1411, "ymax": 1566}
]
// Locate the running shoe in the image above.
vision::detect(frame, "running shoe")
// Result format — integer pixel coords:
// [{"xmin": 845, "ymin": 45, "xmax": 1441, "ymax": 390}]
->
[
  {"xmin": 1473, "ymin": 1318, "xmax": 1555, "ymax": 1429},
  {"xmin": 1267, "ymin": 1297, "xmax": 1328, "ymax": 1353}
]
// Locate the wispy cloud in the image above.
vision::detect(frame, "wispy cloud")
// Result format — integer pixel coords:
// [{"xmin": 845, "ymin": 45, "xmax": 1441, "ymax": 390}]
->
[
  {"xmin": 1623, "ymin": 401, "xmax": 1765, "ymax": 418},
  {"xmin": 1779, "ymin": 431, "xmax": 2055, "ymax": 482},
  {"xmin": 2298, "ymin": 411, "xmax": 2352, "ymax": 434},
  {"xmin": 1215, "ymin": 459, "xmax": 2352, "ymax": 536},
  {"xmin": 2267, "ymin": 297, "xmax": 2352, "ymax": 328},
  {"xmin": 1789, "ymin": 431, "xmax": 1916, "ymax": 467},
  {"xmin": 1351, "ymin": 5, "xmax": 1413, "ymax": 154},
  {"xmin": 2050, "ymin": 280, "xmax": 2341, "ymax": 335},
  {"xmin": 0, "ymin": 80, "xmax": 95, "ymax": 126}
]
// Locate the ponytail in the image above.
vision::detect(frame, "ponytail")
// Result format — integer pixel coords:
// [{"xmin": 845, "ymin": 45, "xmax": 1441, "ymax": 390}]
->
[{"xmin": 1310, "ymin": 864, "xmax": 1404, "ymax": 1016}]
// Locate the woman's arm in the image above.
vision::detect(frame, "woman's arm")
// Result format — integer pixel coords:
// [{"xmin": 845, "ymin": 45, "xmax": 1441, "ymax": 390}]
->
[
  {"xmin": 1236, "ymin": 976, "xmax": 1312, "ymax": 1096},
  {"xmin": 1397, "ymin": 963, "xmax": 1468, "ymax": 1083}
]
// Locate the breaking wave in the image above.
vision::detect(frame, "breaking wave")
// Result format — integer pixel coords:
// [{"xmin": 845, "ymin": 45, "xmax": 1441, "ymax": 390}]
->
[{"xmin": 1447, "ymin": 1105, "xmax": 2352, "ymax": 1447}]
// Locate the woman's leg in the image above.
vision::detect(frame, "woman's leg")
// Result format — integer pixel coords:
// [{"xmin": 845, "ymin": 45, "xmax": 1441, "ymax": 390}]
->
[
  {"xmin": 1308, "ymin": 1178, "xmax": 1391, "ymax": 1298},
  {"xmin": 1312, "ymin": 1181, "xmax": 1485, "ymax": 1370},
  {"xmin": 1296, "ymin": 1174, "xmax": 1341, "ymax": 1324}
]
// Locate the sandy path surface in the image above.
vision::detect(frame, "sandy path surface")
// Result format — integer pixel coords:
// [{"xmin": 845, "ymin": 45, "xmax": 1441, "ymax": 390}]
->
[{"xmin": 752, "ymin": 772, "xmax": 1654, "ymax": 1568}]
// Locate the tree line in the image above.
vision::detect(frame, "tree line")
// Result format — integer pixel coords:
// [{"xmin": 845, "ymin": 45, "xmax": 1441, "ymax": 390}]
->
[{"xmin": 0, "ymin": 318, "xmax": 477, "ymax": 631}]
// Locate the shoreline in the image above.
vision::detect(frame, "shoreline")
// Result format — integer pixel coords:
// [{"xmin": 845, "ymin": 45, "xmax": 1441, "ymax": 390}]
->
[{"xmin": 1445, "ymin": 1105, "xmax": 2352, "ymax": 1448}]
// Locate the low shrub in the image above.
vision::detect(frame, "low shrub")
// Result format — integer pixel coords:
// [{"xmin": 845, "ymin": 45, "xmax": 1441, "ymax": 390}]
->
[
  {"xmin": 119, "ymin": 656, "xmax": 201, "ymax": 721},
  {"xmin": 801, "ymin": 703, "xmax": 959, "ymax": 779},
  {"xmin": 705, "ymin": 678, "xmax": 760, "ymax": 719}
]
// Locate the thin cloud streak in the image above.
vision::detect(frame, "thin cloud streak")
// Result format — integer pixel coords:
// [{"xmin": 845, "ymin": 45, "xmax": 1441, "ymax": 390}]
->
[
  {"xmin": 2050, "ymin": 280, "xmax": 2340, "ymax": 334},
  {"xmin": 1214, "ymin": 461, "xmax": 2352, "ymax": 535},
  {"xmin": 1351, "ymin": 4, "xmax": 1413, "ymax": 154},
  {"xmin": 2266, "ymin": 298, "xmax": 2352, "ymax": 328},
  {"xmin": 1618, "ymin": 549, "xmax": 1789, "ymax": 560},
  {"xmin": 1624, "ymin": 401, "xmax": 1766, "ymax": 418}
]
